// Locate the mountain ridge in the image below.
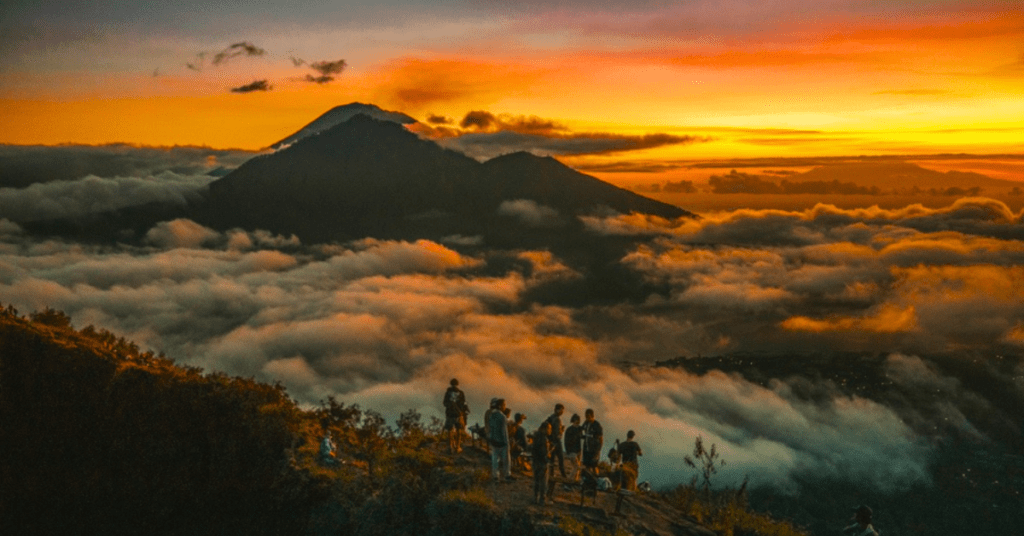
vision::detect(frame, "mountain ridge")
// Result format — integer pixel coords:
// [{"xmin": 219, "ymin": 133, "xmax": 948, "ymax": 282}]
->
[{"xmin": 195, "ymin": 113, "xmax": 694, "ymax": 245}]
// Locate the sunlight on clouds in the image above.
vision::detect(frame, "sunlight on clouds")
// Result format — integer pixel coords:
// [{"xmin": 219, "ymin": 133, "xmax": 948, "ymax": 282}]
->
[
  {"xmin": 781, "ymin": 305, "xmax": 918, "ymax": 334},
  {"xmin": 2, "ymin": 197, "xmax": 1022, "ymax": 489}
]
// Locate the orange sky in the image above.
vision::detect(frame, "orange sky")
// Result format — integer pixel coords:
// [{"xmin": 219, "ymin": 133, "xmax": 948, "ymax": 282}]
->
[{"xmin": 1, "ymin": 1, "xmax": 1022, "ymax": 163}]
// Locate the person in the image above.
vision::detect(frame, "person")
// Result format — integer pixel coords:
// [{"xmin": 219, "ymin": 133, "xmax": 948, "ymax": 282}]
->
[
  {"xmin": 482, "ymin": 398, "xmax": 499, "ymax": 453},
  {"xmin": 510, "ymin": 413, "xmax": 529, "ymax": 471},
  {"xmin": 581, "ymin": 408, "xmax": 603, "ymax": 473},
  {"xmin": 442, "ymin": 378, "xmax": 469, "ymax": 454},
  {"xmin": 487, "ymin": 398, "xmax": 513, "ymax": 482},
  {"xmin": 532, "ymin": 420, "xmax": 553, "ymax": 505},
  {"xmin": 843, "ymin": 505, "xmax": 879, "ymax": 536},
  {"xmin": 563, "ymin": 413, "xmax": 583, "ymax": 481},
  {"xmin": 617, "ymin": 430, "xmax": 643, "ymax": 491},
  {"xmin": 545, "ymin": 404, "xmax": 567, "ymax": 479},
  {"xmin": 319, "ymin": 428, "xmax": 339, "ymax": 466}
]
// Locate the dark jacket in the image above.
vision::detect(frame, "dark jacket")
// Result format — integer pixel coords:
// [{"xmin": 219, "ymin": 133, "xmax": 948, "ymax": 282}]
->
[
  {"xmin": 564, "ymin": 424, "xmax": 583, "ymax": 454},
  {"xmin": 532, "ymin": 432, "xmax": 551, "ymax": 466},
  {"xmin": 443, "ymin": 386, "xmax": 468, "ymax": 418}
]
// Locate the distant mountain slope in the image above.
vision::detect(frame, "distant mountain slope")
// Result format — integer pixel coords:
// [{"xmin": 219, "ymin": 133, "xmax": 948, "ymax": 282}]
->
[
  {"xmin": 267, "ymin": 103, "xmax": 417, "ymax": 150},
  {"xmin": 794, "ymin": 161, "xmax": 1016, "ymax": 191},
  {"xmin": 196, "ymin": 114, "xmax": 693, "ymax": 244},
  {"xmin": 479, "ymin": 151, "xmax": 691, "ymax": 219}
]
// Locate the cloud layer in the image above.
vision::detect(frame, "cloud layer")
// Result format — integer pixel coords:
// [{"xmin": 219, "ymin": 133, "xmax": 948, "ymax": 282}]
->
[{"xmin": 4, "ymin": 195, "xmax": 1022, "ymax": 490}]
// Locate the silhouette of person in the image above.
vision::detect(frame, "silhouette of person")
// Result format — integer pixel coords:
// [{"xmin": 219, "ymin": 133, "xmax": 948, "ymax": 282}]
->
[
  {"xmin": 442, "ymin": 378, "xmax": 469, "ymax": 454},
  {"xmin": 545, "ymin": 403, "xmax": 567, "ymax": 479},
  {"xmin": 532, "ymin": 420, "xmax": 553, "ymax": 505},
  {"xmin": 487, "ymin": 398, "xmax": 513, "ymax": 482},
  {"xmin": 564, "ymin": 413, "xmax": 583, "ymax": 481},
  {"xmin": 617, "ymin": 430, "xmax": 643, "ymax": 490},
  {"xmin": 843, "ymin": 505, "xmax": 879, "ymax": 536},
  {"xmin": 581, "ymin": 408, "xmax": 603, "ymax": 473}
]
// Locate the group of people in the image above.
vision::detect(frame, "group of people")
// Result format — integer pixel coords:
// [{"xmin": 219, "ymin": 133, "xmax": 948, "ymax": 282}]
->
[{"xmin": 442, "ymin": 378, "xmax": 643, "ymax": 505}]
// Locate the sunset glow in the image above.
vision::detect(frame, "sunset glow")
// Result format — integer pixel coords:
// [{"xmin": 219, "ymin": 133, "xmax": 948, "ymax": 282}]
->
[{"xmin": 2, "ymin": 1, "xmax": 1022, "ymax": 161}]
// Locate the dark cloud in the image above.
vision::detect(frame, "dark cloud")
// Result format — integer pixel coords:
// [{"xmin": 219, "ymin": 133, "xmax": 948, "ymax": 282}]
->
[
  {"xmin": 212, "ymin": 41, "xmax": 267, "ymax": 66},
  {"xmin": 185, "ymin": 52, "xmax": 205, "ymax": 72},
  {"xmin": 419, "ymin": 110, "xmax": 709, "ymax": 159},
  {"xmin": 302, "ymin": 59, "xmax": 347, "ymax": 84},
  {"xmin": 426, "ymin": 114, "xmax": 453, "ymax": 125},
  {"xmin": 0, "ymin": 143, "xmax": 258, "ymax": 189},
  {"xmin": 230, "ymin": 79, "xmax": 272, "ymax": 93},
  {"xmin": 435, "ymin": 130, "xmax": 708, "ymax": 161},
  {"xmin": 707, "ymin": 170, "xmax": 882, "ymax": 195},
  {"xmin": 571, "ymin": 160, "xmax": 686, "ymax": 173}
]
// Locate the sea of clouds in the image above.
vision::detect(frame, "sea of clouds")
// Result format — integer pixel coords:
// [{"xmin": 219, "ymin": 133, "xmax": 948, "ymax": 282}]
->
[{"xmin": 2, "ymin": 171, "xmax": 1023, "ymax": 491}]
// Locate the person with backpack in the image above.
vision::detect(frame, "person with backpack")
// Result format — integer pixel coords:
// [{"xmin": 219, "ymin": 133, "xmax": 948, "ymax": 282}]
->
[{"xmin": 442, "ymin": 378, "xmax": 469, "ymax": 454}]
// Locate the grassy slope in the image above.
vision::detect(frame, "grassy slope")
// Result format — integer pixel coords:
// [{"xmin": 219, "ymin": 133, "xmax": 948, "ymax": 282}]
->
[{"xmin": 0, "ymin": 305, "xmax": 807, "ymax": 536}]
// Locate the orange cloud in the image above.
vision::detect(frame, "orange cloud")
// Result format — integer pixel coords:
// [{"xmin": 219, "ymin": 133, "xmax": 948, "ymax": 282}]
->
[
  {"xmin": 369, "ymin": 58, "xmax": 545, "ymax": 111},
  {"xmin": 782, "ymin": 304, "xmax": 917, "ymax": 334}
]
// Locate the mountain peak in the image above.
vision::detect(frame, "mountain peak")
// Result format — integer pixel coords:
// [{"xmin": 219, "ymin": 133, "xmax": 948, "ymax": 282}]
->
[{"xmin": 267, "ymin": 103, "xmax": 417, "ymax": 150}]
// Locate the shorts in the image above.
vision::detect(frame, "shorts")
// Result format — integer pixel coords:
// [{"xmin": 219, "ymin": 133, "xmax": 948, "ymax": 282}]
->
[{"xmin": 443, "ymin": 414, "xmax": 465, "ymax": 431}]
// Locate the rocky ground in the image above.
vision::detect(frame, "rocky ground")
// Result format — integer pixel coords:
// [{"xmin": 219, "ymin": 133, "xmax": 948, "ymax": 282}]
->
[{"xmin": 445, "ymin": 443, "xmax": 716, "ymax": 536}]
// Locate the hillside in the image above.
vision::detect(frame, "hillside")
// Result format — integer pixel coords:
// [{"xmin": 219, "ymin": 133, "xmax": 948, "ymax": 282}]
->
[{"xmin": 0, "ymin": 305, "xmax": 805, "ymax": 536}]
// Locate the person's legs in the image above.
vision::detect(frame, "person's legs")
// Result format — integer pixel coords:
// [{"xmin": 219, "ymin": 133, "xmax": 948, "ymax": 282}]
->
[
  {"xmin": 534, "ymin": 464, "xmax": 549, "ymax": 504},
  {"xmin": 499, "ymin": 445, "xmax": 511, "ymax": 478},
  {"xmin": 491, "ymin": 446, "xmax": 501, "ymax": 480},
  {"xmin": 550, "ymin": 443, "xmax": 565, "ymax": 477}
]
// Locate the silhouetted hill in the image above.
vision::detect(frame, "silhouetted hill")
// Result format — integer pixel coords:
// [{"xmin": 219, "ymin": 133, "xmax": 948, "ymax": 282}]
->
[
  {"xmin": 0, "ymin": 305, "xmax": 803, "ymax": 536},
  {"xmin": 267, "ymin": 103, "xmax": 417, "ymax": 150},
  {"xmin": 795, "ymin": 161, "xmax": 1014, "ymax": 192},
  {"xmin": 479, "ymin": 151, "xmax": 690, "ymax": 220},
  {"xmin": 194, "ymin": 114, "xmax": 693, "ymax": 245}
]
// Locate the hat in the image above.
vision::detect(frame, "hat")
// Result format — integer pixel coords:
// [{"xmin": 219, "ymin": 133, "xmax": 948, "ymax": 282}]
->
[{"xmin": 490, "ymin": 397, "xmax": 499, "ymax": 407}]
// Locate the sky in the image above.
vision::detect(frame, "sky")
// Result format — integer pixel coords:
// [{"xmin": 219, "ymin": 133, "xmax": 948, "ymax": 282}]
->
[
  {"xmin": 2, "ymin": 0, "xmax": 1023, "ymax": 164},
  {"xmin": 2, "ymin": 0, "xmax": 1024, "ymax": 498}
]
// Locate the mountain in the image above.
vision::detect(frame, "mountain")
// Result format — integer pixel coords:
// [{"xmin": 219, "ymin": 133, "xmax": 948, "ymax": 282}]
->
[
  {"xmin": 196, "ymin": 114, "xmax": 693, "ymax": 245},
  {"xmin": 267, "ymin": 103, "xmax": 417, "ymax": 150}
]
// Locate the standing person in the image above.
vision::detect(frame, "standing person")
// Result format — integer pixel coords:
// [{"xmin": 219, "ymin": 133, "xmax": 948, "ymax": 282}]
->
[
  {"xmin": 545, "ymin": 404, "xmax": 567, "ymax": 479},
  {"xmin": 617, "ymin": 430, "xmax": 643, "ymax": 490},
  {"xmin": 563, "ymin": 414, "xmax": 583, "ymax": 481},
  {"xmin": 487, "ymin": 399, "xmax": 513, "ymax": 482},
  {"xmin": 482, "ymin": 398, "xmax": 498, "ymax": 453},
  {"xmin": 442, "ymin": 378, "xmax": 469, "ymax": 454},
  {"xmin": 581, "ymin": 408, "xmax": 603, "ymax": 474},
  {"xmin": 510, "ymin": 413, "xmax": 529, "ymax": 471},
  {"xmin": 532, "ymin": 420, "xmax": 553, "ymax": 505},
  {"xmin": 843, "ymin": 505, "xmax": 880, "ymax": 536}
]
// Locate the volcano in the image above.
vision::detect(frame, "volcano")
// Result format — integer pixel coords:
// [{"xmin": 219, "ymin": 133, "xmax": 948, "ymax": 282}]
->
[{"xmin": 195, "ymin": 113, "xmax": 694, "ymax": 245}]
